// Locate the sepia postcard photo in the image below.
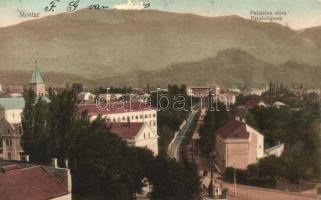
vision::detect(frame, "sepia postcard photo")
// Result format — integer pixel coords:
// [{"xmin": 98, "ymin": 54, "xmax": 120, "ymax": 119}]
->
[{"xmin": 0, "ymin": 0, "xmax": 320, "ymax": 199}]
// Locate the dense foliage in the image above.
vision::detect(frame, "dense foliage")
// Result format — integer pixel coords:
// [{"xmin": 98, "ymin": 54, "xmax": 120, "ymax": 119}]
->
[
  {"xmin": 151, "ymin": 84, "xmax": 191, "ymax": 155},
  {"xmin": 198, "ymin": 101, "xmax": 235, "ymax": 156}
]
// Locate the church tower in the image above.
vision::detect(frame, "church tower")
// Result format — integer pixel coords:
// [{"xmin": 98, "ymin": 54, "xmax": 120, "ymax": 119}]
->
[{"xmin": 29, "ymin": 66, "xmax": 45, "ymax": 97}]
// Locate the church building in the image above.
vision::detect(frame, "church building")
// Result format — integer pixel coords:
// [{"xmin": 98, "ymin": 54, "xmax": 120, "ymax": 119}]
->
[{"xmin": 29, "ymin": 66, "xmax": 46, "ymax": 97}]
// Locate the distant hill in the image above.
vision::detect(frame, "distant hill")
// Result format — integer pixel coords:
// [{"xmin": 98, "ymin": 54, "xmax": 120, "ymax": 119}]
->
[
  {"xmin": 300, "ymin": 26, "xmax": 321, "ymax": 49},
  {"xmin": 94, "ymin": 49, "xmax": 321, "ymax": 88},
  {"xmin": 0, "ymin": 9, "xmax": 320, "ymax": 88},
  {"xmin": 0, "ymin": 70, "xmax": 95, "ymax": 89}
]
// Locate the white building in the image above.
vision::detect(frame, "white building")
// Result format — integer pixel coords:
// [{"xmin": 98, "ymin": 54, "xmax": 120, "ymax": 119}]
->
[
  {"xmin": 264, "ymin": 143, "xmax": 284, "ymax": 157},
  {"xmin": 0, "ymin": 97, "xmax": 25, "ymax": 160},
  {"xmin": 218, "ymin": 93, "xmax": 236, "ymax": 104},
  {"xmin": 78, "ymin": 92, "xmax": 96, "ymax": 103},
  {"xmin": 307, "ymin": 88, "xmax": 321, "ymax": 95},
  {"xmin": 248, "ymin": 88, "xmax": 266, "ymax": 96},
  {"xmin": 188, "ymin": 84, "xmax": 220, "ymax": 97},
  {"xmin": 273, "ymin": 101, "xmax": 286, "ymax": 109},
  {"xmin": 215, "ymin": 118, "xmax": 264, "ymax": 170},
  {"xmin": 108, "ymin": 122, "xmax": 158, "ymax": 155},
  {"xmin": 77, "ymin": 101, "xmax": 157, "ymax": 133}
]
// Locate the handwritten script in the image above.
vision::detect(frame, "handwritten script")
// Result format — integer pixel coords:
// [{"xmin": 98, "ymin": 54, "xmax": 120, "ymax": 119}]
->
[{"xmin": 45, "ymin": 0, "xmax": 150, "ymax": 12}]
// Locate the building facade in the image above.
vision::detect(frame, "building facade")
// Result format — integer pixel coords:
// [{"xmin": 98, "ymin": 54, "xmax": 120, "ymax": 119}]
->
[
  {"xmin": 78, "ymin": 102, "xmax": 157, "ymax": 133},
  {"xmin": 215, "ymin": 118, "xmax": 264, "ymax": 170},
  {"xmin": 0, "ymin": 97, "xmax": 25, "ymax": 161},
  {"xmin": 108, "ymin": 122, "xmax": 158, "ymax": 155},
  {"xmin": 187, "ymin": 84, "xmax": 220, "ymax": 97}
]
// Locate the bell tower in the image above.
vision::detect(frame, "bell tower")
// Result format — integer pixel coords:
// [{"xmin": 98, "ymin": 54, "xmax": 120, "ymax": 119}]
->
[{"xmin": 29, "ymin": 65, "xmax": 45, "ymax": 97}]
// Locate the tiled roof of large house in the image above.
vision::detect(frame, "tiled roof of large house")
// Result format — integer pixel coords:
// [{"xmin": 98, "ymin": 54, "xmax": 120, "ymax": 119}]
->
[
  {"xmin": 78, "ymin": 101, "xmax": 156, "ymax": 116},
  {"xmin": 0, "ymin": 97, "xmax": 25, "ymax": 109},
  {"xmin": 107, "ymin": 122, "xmax": 145, "ymax": 140},
  {"xmin": 30, "ymin": 66, "xmax": 44, "ymax": 84},
  {"xmin": 216, "ymin": 120, "xmax": 249, "ymax": 139},
  {"xmin": 0, "ymin": 165, "xmax": 69, "ymax": 200}
]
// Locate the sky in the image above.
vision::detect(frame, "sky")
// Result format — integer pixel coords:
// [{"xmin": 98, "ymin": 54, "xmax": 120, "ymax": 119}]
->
[{"xmin": 0, "ymin": 0, "xmax": 321, "ymax": 29}]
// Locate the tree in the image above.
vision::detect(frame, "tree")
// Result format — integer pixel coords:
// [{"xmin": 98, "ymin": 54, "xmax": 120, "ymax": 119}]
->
[
  {"xmin": 149, "ymin": 156, "xmax": 201, "ymax": 200},
  {"xmin": 70, "ymin": 116, "xmax": 152, "ymax": 200},
  {"xmin": 22, "ymin": 89, "xmax": 50, "ymax": 163}
]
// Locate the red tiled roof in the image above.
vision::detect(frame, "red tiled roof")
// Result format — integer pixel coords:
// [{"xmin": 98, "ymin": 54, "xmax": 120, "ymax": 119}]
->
[
  {"xmin": 0, "ymin": 166, "xmax": 69, "ymax": 200},
  {"xmin": 107, "ymin": 122, "xmax": 145, "ymax": 140},
  {"xmin": 77, "ymin": 101, "xmax": 156, "ymax": 116},
  {"xmin": 216, "ymin": 120, "xmax": 249, "ymax": 139}
]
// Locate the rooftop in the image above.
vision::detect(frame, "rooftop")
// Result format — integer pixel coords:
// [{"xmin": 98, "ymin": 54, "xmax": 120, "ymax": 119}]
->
[
  {"xmin": 0, "ymin": 97, "xmax": 25, "ymax": 109},
  {"xmin": 216, "ymin": 120, "xmax": 249, "ymax": 139},
  {"xmin": 77, "ymin": 101, "xmax": 156, "ymax": 116},
  {"xmin": 0, "ymin": 165, "xmax": 69, "ymax": 200},
  {"xmin": 30, "ymin": 66, "xmax": 44, "ymax": 84},
  {"xmin": 107, "ymin": 122, "xmax": 145, "ymax": 140}
]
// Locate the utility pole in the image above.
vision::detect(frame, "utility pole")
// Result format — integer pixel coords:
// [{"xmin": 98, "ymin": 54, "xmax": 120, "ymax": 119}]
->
[{"xmin": 234, "ymin": 166, "xmax": 237, "ymax": 199}]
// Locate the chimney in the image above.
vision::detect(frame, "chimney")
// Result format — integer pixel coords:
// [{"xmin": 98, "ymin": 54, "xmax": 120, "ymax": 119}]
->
[
  {"xmin": 64, "ymin": 159, "xmax": 69, "ymax": 169},
  {"xmin": 51, "ymin": 158, "xmax": 58, "ymax": 168}
]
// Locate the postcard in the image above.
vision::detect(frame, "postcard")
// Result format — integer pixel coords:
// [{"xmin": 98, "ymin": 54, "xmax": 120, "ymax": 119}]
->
[{"xmin": 0, "ymin": 0, "xmax": 320, "ymax": 199}]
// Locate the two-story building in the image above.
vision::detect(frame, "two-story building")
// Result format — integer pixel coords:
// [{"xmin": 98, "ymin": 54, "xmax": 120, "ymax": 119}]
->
[
  {"xmin": 215, "ymin": 118, "xmax": 264, "ymax": 170},
  {"xmin": 107, "ymin": 122, "xmax": 158, "ymax": 155},
  {"xmin": 0, "ymin": 97, "xmax": 25, "ymax": 160},
  {"xmin": 77, "ymin": 101, "xmax": 157, "ymax": 133}
]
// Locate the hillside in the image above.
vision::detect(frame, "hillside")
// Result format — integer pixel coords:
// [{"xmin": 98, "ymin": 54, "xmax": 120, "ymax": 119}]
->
[
  {"xmin": 94, "ymin": 49, "xmax": 321, "ymax": 88},
  {"xmin": 300, "ymin": 26, "xmax": 321, "ymax": 49},
  {"xmin": 0, "ymin": 9, "xmax": 321, "ymax": 83}
]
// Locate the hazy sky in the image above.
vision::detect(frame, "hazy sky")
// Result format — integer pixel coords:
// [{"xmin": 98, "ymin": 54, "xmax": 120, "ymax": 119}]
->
[{"xmin": 1, "ymin": 0, "xmax": 321, "ymax": 29}]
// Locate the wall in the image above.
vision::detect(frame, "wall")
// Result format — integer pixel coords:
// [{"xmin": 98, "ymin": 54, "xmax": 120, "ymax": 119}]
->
[
  {"xmin": 225, "ymin": 139, "xmax": 250, "ymax": 170},
  {"xmin": 91, "ymin": 109, "xmax": 158, "ymax": 133},
  {"xmin": 5, "ymin": 109, "xmax": 23, "ymax": 124},
  {"xmin": 135, "ymin": 124, "xmax": 158, "ymax": 155}
]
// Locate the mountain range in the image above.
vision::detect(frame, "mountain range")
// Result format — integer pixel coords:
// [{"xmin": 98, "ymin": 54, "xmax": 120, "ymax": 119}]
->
[{"xmin": 0, "ymin": 9, "xmax": 320, "ymax": 88}]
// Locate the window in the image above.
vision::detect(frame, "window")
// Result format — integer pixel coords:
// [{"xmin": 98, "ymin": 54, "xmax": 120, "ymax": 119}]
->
[
  {"xmin": 148, "ymin": 132, "xmax": 150, "ymax": 138},
  {"xmin": 140, "ymin": 115, "xmax": 143, "ymax": 119},
  {"xmin": 6, "ymin": 139, "xmax": 12, "ymax": 147},
  {"xmin": 144, "ymin": 133, "xmax": 146, "ymax": 139},
  {"xmin": 7, "ymin": 129, "xmax": 10, "ymax": 134},
  {"xmin": 153, "ymin": 113, "xmax": 156, "ymax": 117},
  {"xmin": 122, "ymin": 117, "xmax": 125, "ymax": 121}
]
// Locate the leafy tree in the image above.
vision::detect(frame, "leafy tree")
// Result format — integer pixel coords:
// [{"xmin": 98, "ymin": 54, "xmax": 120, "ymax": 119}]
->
[{"xmin": 149, "ymin": 156, "xmax": 201, "ymax": 200}]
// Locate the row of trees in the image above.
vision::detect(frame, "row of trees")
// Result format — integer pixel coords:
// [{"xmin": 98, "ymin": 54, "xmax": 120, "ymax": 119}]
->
[
  {"xmin": 198, "ymin": 101, "xmax": 235, "ymax": 156},
  {"xmin": 21, "ymin": 89, "xmax": 201, "ymax": 200},
  {"xmin": 151, "ymin": 84, "xmax": 191, "ymax": 155}
]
